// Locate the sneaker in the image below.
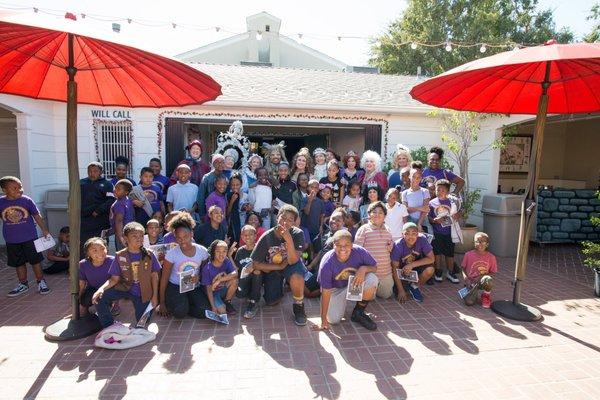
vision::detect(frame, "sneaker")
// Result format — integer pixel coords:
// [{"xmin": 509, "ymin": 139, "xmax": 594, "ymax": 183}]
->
[
  {"xmin": 481, "ymin": 291, "xmax": 492, "ymax": 309},
  {"xmin": 110, "ymin": 301, "xmax": 121, "ymax": 316},
  {"xmin": 292, "ymin": 303, "xmax": 307, "ymax": 326},
  {"xmin": 7, "ymin": 282, "xmax": 29, "ymax": 297},
  {"xmin": 37, "ymin": 279, "xmax": 51, "ymax": 295},
  {"xmin": 407, "ymin": 284, "xmax": 424, "ymax": 303},
  {"xmin": 243, "ymin": 301, "xmax": 258, "ymax": 319},
  {"xmin": 446, "ymin": 271, "xmax": 460, "ymax": 284},
  {"xmin": 434, "ymin": 269, "xmax": 444, "ymax": 282},
  {"xmin": 225, "ymin": 301, "xmax": 237, "ymax": 315},
  {"xmin": 351, "ymin": 308, "xmax": 377, "ymax": 331}
]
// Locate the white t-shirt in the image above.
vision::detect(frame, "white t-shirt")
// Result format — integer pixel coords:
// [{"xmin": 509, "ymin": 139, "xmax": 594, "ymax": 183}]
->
[
  {"xmin": 249, "ymin": 184, "xmax": 272, "ymax": 212},
  {"xmin": 166, "ymin": 182, "xmax": 199, "ymax": 212},
  {"xmin": 342, "ymin": 194, "xmax": 362, "ymax": 212},
  {"xmin": 385, "ymin": 202, "xmax": 409, "ymax": 241},
  {"xmin": 165, "ymin": 243, "xmax": 209, "ymax": 285},
  {"xmin": 401, "ymin": 187, "xmax": 430, "ymax": 221}
]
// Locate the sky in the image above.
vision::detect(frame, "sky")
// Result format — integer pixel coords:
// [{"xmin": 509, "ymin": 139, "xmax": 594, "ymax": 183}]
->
[{"xmin": 0, "ymin": 0, "xmax": 595, "ymax": 66}]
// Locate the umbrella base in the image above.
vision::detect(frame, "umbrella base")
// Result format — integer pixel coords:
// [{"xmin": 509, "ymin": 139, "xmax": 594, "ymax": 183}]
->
[
  {"xmin": 44, "ymin": 314, "xmax": 102, "ymax": 341},
  {"xmin": 491, "ymin": 300, "xmax": 542, "ymax": 322}
]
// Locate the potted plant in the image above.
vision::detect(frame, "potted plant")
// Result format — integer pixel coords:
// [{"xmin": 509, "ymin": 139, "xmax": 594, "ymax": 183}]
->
[
  {"xmin": 582, "ymin": 191, "xmax": 600, "ymax": 297},
  {"xmin": 427, "ymin": 110, "xmax": 512, "ymax": 252}
]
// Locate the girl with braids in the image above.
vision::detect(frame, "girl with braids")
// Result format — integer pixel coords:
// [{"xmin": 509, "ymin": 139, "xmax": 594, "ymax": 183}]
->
[
  {"xmin": 92, "ymin": 222, "xmax": 161, "ymax": 328},
  {"xmin": 158, "ymin": 212, "xmax": 211, "ymax": 319}
]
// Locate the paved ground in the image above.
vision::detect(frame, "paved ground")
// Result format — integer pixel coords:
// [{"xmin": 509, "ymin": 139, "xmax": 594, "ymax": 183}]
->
[{"xmin": 0, "ymin": 243, "xmax": 599, "ymax": 400}]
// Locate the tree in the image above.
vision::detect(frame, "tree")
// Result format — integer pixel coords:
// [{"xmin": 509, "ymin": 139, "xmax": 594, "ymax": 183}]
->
[
  {"xmin": 370, "ymin": 0, "xmax": 574, "ymax": 76},
  {"xmin": 585, "ymin": 3, "xmax": 600, "ymax": 43}
]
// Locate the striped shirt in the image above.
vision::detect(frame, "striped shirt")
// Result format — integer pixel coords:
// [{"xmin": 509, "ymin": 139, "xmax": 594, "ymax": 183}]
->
[{"xmin": 354, "ymin": 222, "xmax": 393, "ymax": 277}]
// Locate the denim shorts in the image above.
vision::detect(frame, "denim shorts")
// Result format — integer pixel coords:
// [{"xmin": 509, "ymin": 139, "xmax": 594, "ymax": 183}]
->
[{"xmin": 212, "ymin": 286, "xmax": 228, "ymax": 309}]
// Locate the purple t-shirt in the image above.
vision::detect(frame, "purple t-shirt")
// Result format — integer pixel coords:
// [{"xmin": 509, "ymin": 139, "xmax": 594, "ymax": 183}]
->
[
  {"xmin": 428, "ymin": 197, "xmax": 452, "ymax": 235},
  {"xmin": 163, "ymin": 231, "xmax": 175, "ymax": 244},
  {"xmin": 201, "ymin": 258, "xmax": 236, "ymax": 290},
  {"xmin": 110, "ymin": 197, "xmax": 134, "ymax": 233},
  {"xmin": 323, "ymin": 200, "xmax": 335, "ymax": 218},
  {"xmin": 79, "ymin": 256, "xmax": 113, "ymax": 288},
  {"xmin": 205, "ymin": 191, "xmax": 227, "ymax": 226},
  {"xmin": 108, "ymin": 251, "xmax": 161, "ymax": 296},
  {"xmin": 152, "ymin": 174, "xmax": 170, "ymax": 195},
  {"xmin": 0, "ymin": 195, "xmax": 40, "ymax": 244},
  {"xmin": 140, "ymin": 184, "xmax": 163, "ymax": 213},
  {"xmin": 317, "ymin": 245, "xmax": 376, "ymax": 289},
  {"xmin": 391, "ymin": 235, "xmax": 433, "ymax": 267},
  {"xmin": 421, "ymin": 168, "xmax": 457, "ymax": 188}
]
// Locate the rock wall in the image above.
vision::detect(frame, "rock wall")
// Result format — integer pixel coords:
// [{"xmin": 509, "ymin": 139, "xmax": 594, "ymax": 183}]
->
[{"xmin": 537, "ymin": 189, "xmax": 599, "ymax": 243}]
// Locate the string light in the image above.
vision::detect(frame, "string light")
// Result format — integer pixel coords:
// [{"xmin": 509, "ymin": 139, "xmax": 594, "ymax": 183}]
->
[{"xmin": 0, "ymin": 3, "xmax": 542, "ymax": 50}]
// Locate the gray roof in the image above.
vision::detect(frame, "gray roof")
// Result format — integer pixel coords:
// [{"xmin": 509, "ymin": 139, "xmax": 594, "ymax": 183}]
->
[{"xmin": 190, "ymin": 63, "xmax": 429, "ymax": 111}]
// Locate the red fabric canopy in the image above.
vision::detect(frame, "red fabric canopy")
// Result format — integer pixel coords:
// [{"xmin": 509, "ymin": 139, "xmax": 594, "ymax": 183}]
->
[
  {"xmin": 410, "ymin": 41, "xmax": 600, "ymax": 114},
  {"xmin": 0, "ymin": 20, "xmax": 221, "ymax": 107}
]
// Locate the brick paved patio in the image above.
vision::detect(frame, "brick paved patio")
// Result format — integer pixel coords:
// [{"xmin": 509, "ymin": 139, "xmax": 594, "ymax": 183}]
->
[{"xmin": 0, "ymin": 244, "xmax": 599, "ymax": 400}]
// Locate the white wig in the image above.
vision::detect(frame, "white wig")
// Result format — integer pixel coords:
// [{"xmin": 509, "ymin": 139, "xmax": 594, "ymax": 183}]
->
[{"xmin": 360, "ymin": 150, "xmax": 382, "ymax": 172}]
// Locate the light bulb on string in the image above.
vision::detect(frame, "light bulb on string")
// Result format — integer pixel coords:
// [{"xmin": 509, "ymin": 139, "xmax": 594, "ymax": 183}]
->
[
  {"xmin": 479, "ymin": 44, "xmax": 487, "ymax": 53},
  {"xmin": 215, "ymin": 27, "xmax": 220, "ymax": 32},
  {"xmin": 256, "ymin": 31, "xmax": 262, "ymax": 40},
  {"xmin": 410, "ymin": 42, "xmax": 417, "ymax": 50},
  {"xmin": 445, "ymin": 42, "xmax": 452, "ymax": 52}
]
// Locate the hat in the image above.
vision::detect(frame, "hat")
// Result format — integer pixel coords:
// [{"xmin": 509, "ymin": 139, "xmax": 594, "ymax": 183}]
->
[
  {"xmin": 211, "ymin": 153, "xmax": 225, "ymax": 165},
  {"xmin": 313, "ymin": 147, "xmax": 326, "ymax": 156},
  {"xmin": 186, "ymin": 140, "xmax": 203, "ymax": 152},
  {"xmin": 343, "ymin": 150, "xmax": 360, "ymax": 165}
]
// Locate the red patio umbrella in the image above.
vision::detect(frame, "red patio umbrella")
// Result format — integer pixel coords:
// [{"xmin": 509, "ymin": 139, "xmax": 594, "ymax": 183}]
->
[
  {"xmin": 410, "ymin": 40, "xmax": 600, "ymax": 321},
  {"xmin": 0, "ymin": 20, "xmax": 221, "ymax": 339}
]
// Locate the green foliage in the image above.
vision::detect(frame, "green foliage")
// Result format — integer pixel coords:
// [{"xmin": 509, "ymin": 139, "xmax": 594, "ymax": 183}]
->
[
  {"xmin": 585, "ymin": 3, "xmax": 600, "ymax": 43},
  {"xmin": 370, "ymin": 0, "xmax": 574, "ymax": 76},
  {"xmin": 582, "ymin": 191, "xmax": 600, "ymax": 270},
  {"xmin": 462, "ymin": 188, "xmax": 482, "ymax": 223}
]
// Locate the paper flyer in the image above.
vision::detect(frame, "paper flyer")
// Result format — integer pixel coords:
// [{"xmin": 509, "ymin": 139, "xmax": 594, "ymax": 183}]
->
[
  {"xmin": 397, "ymin": 269, "xmax": 419, "ymax": 283},
  {"xmin": 34, "ymin": 235, "xmax": 56, "ymax": 253},
  {"xmin": 346, "ymin": 275, "xmax": 364, "ymax": 301},
  {"xmin": 179, "ymin": 269, "xmax": 195, "ymax": 294},
  {"xmin": 205, "ymin": 310, "xmax": 229, "ymax": 324}
]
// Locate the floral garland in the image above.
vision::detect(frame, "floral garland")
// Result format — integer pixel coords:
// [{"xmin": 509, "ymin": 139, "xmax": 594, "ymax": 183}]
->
[
  {"xmin": 156, "ymin": 111, "xmax": 389, "ymax": 162},
  {"xmin": 92, "ymin": 118, "xmax": 134, "ymax": 174}
]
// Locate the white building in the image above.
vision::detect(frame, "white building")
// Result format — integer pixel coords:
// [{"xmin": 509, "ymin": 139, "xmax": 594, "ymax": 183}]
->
[{"xmin": 1, "ymin": 12, "xmax": 597, "ymax": 244}]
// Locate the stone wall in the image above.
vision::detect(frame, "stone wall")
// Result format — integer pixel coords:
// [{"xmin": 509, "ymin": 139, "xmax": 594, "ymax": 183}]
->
[{"xmin": 537, "ymin": 189, "xmax": 600, "ymax": 243}]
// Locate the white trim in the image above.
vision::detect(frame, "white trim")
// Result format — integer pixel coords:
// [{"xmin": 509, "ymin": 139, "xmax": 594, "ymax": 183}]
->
[
  {"xmin": 175, "ymin": 33, "xmax": 250, "ymax": 61},
  {"xmin": 278, "ymin": 36, "xmax": 347, "ymax": 70}
]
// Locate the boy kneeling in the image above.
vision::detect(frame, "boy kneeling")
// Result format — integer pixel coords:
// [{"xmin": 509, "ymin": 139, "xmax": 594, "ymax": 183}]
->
[
  {"xmin": 317, "ymin": 230, "xmax": 378, "ymax": 331},
  {"xmin": 461, "ymin": 232, "xmax": 497, "ymax": 308}
]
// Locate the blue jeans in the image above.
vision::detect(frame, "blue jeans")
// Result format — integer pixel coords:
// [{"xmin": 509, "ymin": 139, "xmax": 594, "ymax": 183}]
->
[
  {"xmin": 262, "ymin": 261, "xmax": 305, "ymax": 305},
  {"xmin": 96, "ymin": 287, "xmax": 150, "ymax": 328},
  {"xmin": 212, "ymin": 286, "xmax": 228, "ymax": 309}
]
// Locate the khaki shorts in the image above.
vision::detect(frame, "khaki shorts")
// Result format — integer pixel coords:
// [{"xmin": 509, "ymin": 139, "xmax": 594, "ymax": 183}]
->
[{"xmin": 376, "ymin": 273, "xmax": 395, "ymax": 299}]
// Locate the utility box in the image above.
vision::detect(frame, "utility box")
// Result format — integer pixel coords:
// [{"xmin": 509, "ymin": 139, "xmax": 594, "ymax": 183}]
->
[
  {"xmin": 44, "ymin": 189, "xmax": 69, "ymax": 237},
  {"xmin": 481, "ymin": 194, "xmax": 523, "ymax": 257}
]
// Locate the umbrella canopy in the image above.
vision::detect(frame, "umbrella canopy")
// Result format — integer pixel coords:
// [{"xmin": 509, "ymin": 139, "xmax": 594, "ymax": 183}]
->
[
  {"xmin": 410, "ymin": 41, "xmax": 600, "ymax": 114},
  {"xmin": 410, "ymin": 40, "xmax": 600, "ymax": 322},
  {"xmin": 0, "ymin": 20, "xmax": 221, "ymax": 106}
]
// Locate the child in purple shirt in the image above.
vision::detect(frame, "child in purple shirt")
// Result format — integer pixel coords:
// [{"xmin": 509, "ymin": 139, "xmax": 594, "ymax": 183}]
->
[
  {"xmin": 202, "ymin": 240, "xmax": 238, "ymax": 315},
  {"xmin": 135, "ymin": 167, "xmax": 165, "ymax": 226},
  {"xmin": 92, "ymin": 222, "xmax": 161, "ymax": 328},
  {"xmin": 110, "ymin": 179, "xmax": 135, "ymax": 251},
  {"xmin": 0, "ymin": 176, "xmax": 51, "ymax": 297},
  {"xmin": 205, "ymin": 176, "xmax": 228, "ymax": 228},
  {"xmin": 79, "ymin": 237, "xmax": 114, "ymax": 316}
]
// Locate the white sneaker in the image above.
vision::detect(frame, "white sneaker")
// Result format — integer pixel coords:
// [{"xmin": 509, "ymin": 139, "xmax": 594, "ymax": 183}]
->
[
  {"xmin": 7, "ymin": 282, "xmax": 29, "ymax": 297},
  {"xmin": 38, "ymin": 279, "xmax": 51, "ymax": 295}
]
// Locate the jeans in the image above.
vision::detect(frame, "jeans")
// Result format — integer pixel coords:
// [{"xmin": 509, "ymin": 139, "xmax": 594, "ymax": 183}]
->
[
  {"xmin": 237, "ymin": 272, "xmax": 263, "ymax": 302},
  {"xmin": 96, "ymin": 287, "xmax": 150, "ymax": 328},
  {"xmin": 262, "ymin": 261, "xmax": 305, "ymax": 305},
  {"xmin": 212, "ymin": 286, "xmax": 228, "ymax": 309},
  {"xmin": 165, "ymin": 282, "xmax": 211, "ymax": 319}
]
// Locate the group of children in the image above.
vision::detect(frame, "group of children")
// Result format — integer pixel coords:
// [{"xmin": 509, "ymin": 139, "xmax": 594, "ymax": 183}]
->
[{"xmin": 0, "ymin": 144, "xmax": 498, "ymax": 332}]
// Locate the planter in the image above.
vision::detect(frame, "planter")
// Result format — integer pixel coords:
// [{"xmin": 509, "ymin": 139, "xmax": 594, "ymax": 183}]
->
[
  {"xmin": 455, "ymin": 223, "xmax": 478, "ymax": 254},
  {"xmin": 595, "ymin": 269, "xmax": 600, "ymax": 298}
]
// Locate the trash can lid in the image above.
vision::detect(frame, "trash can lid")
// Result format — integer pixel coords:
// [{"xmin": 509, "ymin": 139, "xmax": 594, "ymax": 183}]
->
[{"xmin": 482, "ymin": 194, "xmax": 523, "ymax": 214}]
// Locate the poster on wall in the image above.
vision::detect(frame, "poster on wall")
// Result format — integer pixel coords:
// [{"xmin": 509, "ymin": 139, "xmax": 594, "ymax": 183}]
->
[{"xmin": 499, "ymin": 136, "xmax": 532, "ymax": 173}]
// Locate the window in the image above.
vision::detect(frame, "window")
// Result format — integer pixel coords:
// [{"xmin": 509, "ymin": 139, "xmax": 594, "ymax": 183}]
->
[{"xmin": 93, "ymin": 119, "xmax": 133, "ymax": 178}]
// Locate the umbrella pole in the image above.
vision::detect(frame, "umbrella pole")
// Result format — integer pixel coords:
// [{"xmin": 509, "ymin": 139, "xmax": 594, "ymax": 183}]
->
[
  {"xmin": 491, "ymin": 61, "xmax": 551, "ymax": 322},
  {"xmin": 44, "ymin": 34, "xmax": 101, "ymax": 340}
]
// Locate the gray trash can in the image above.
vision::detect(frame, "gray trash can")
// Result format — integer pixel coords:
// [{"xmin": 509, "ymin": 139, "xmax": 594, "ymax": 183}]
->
[
  {"xmin": 481, "ymin": 194, "xmax": 523, "ymax": 257},
  {"xmin": 44, "ymin": 189, "xmax": 69, "ymax": 237}
]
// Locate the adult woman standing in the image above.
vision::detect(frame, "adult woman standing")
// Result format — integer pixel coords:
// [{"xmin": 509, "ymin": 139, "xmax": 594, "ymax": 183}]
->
[
  {"xmin": 422, "ymin": 146, "xmax": 464, "ymax": 198},
  {"xmin": 388, "ymin": 144, "xmax": 412, "ymax": 189},
  {"xmin": 169, "ymin": 140, "xmax": 210, "ymax": 186},
  {"xmin": 241, "ymin": 154, "xmax": 263, "ymax": 193},
  {"xmin": 360, "ymin": 150, "xmax": 388, "ymax": 192},
  {"xmin": 340, "ymin": 151, "xmax": 364, "ymax": 186},
  {"xmin": 290, "ymin": 148, "xmax": 314, "ymax": 183}
]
